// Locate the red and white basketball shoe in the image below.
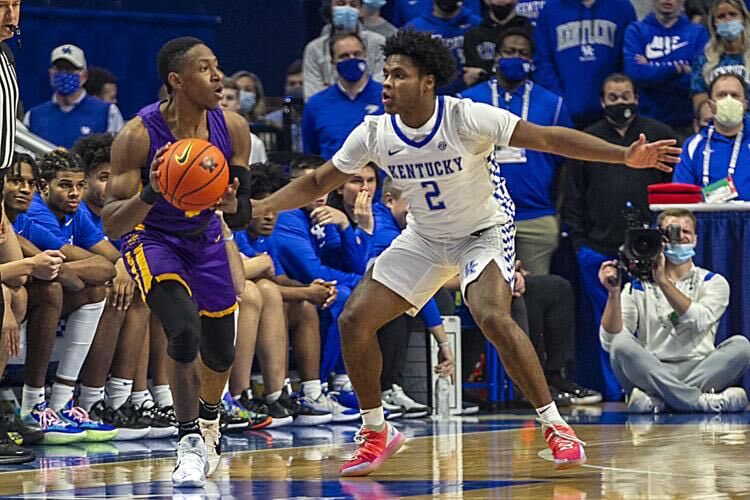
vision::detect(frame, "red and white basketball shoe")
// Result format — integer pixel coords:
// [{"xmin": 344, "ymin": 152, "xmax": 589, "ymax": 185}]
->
[
  {"xmin": 339, "ymin": 422, "xmax": 405, "ymax": 477},
  {"xmin": 543, "ymin": 423, "xmax": 587, "ymax": 470}
]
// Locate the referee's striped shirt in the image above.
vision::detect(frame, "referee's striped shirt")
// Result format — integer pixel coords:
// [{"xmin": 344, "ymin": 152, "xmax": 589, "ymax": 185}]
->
[{"xmin": 0, "ymin": 43, "xmax": 18, "ymax": 170}]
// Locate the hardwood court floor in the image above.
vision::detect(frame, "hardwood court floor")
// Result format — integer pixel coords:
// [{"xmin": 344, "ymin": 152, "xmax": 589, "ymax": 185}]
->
[{"xmin": 0, "ymin": 403, "xmax": 748, "ymax": 498}]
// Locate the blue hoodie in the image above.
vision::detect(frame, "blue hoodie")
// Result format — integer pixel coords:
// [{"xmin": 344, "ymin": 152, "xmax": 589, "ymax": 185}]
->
[
  {"xmin": 533, "ymin": 0, "xmax": 636, "ymax": 128},
  {"xmin": 406, "ymin": 7, "xmax": 482, "ymax": 95},
  {"xmin": 624, "ymin": 14, "xmax": 709, "ymax": 128}
]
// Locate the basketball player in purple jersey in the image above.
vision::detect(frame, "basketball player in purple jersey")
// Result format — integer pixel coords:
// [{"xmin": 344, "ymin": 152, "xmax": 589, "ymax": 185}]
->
[{"xmin": 102, "ymin": 37, "xmax": 252, "ymax": 487}]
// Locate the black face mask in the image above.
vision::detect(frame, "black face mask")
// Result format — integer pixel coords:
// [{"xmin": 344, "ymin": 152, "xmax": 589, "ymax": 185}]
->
[
  {"xmin": 604, "ymin": 103, "xmax": 637, "ymax": 127},
  {"xmin": 491, "ymin": 4, "xmax": 515, "ymax": 21},
  {"xmin": 436, "ymin": 0, "xmax": 461, "ymax": 14}
]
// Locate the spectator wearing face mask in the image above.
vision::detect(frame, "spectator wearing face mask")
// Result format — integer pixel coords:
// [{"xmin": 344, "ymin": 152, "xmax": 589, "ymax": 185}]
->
[
  {"xmin": 303, "ymin": 0, "xmax": 386, "ymax": 101},
  {"xmin": 220, "ymin": 77, "xmax": 268, "ymax": 165},
  {"xmin": 231, "ymin": 70, "xmax": 268, "ymax": 124},
  {"xmin": 692, "ymin": 0, "xmax": 750, "ymax": 111},
  {"xmin": 624, "ymin": 0, "xmax": 709, "ymax": 140},
  {"xmin": 24, "ymin": 45, "xmax": 124, "ymax": 148},
  {"xmin": 302, "ymin": 32, "xmax": 384, "ymax": 160},
  {"xmin": 360, "ymin": 0, "xmax": 397, "ymax": 38},
  {"xmin": 462, "ymin": 27, "xmax": 572, "ymax": 275},
  {"xmin": 383, "ymin": 0, "xmax": 481, "ymax": 27},
  {"xmin": 675, "ymin": 73, "xmax": 750, "ymax": 199},
  {"xmin": 562, "ymin": 73, "xmax": 677, "ymax": 400},
  {"xmin": 463, "ymin": 0, "xmax": 532, "ymax": 87},
  {"xmin": 405, "ymin": 0, "xmax": 482, "ymax": 95}
]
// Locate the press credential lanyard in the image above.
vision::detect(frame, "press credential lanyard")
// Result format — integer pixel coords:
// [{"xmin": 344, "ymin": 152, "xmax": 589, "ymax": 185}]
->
[
  {"xmin": 702, "ymin": 125, "xmax": 743, "ymax": 186},
  {"xmin": 491, "ymin": 79, "xmax": 532, "ymax": 120}
]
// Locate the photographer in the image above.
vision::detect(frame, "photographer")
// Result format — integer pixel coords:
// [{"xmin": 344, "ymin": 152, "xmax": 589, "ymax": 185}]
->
[{"xmin": 598, "ymin": 208, "xmax": 750, "ymax": 414}]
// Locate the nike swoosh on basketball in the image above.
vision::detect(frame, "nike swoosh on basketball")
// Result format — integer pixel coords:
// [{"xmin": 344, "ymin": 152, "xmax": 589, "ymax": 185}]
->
[
  {"xmin": 175, "ymin": 142, "xmax": 194, "ymax": 165},
  {"xmin": 388, "ymin": 148, "xmax": 404, "ymax": 156}
]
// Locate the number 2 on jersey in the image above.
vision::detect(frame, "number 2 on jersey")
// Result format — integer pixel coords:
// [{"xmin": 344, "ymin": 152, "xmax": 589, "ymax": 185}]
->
[{"xmin": 421, "ymin": 181, "xmax": 446, "ymax": 210}]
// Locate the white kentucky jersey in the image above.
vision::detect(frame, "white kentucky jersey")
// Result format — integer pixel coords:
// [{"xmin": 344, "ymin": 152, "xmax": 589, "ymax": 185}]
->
[{"xmin": 332, "ymin": 95, "xmax": 520, "ymax": 239}]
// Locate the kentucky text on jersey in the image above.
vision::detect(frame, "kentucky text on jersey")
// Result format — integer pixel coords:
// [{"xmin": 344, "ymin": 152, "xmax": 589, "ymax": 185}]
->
[
  {"xmin": 556, "ymin": 20, "xmax": 617, "ymax": 51},
  {"xmin": 386, "ymin": 157, "xmax": 463, "ymax": 179}
]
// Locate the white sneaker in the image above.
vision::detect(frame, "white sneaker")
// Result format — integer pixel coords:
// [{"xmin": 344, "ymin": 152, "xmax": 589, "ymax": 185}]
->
[
  {"xmin": 381, "ymin": 399, "xmax": 404, "ymax": 420},
  {"xmin": 627, "ymin": 388, "xmax": 665, "ymax": 414},
  {"xmin": 172, "ymin": 434, "xmax": 208, "ymax": 487},
  {"xmin": 304, "ymin": 393, "xmax": 361, "ymax": 423},
  {"xmin": 198, "ymin": 418, "xmax": 221, "ymax": 476},
  {"xmin": 382, "ymin": 384, "xmax": 429, "ymax": 419},
  {"xmin": 700, "ymin": 387, "xmax": 749, "ymax": 413}
]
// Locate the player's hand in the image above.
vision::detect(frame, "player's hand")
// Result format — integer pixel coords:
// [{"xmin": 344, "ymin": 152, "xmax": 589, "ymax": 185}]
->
[
  {"xmin": 305, "ymin": 280, "xmax": 334, "ymax": 307},
  {"xmin": 2, "ymin": 309, "xmax": 19, "ymax": 358},
  {"xmin": 353, "ymin": 191, "xmax": 374, "ymax": 235},
  {"xmin": 624, "ymin": 134, "xmax": 681, "ymax": 173},
  {"xmin": 599, "ymin": 260, "xmax": 621, "ymax": 292},
  {"xmin": 310, "ymin": 206, "xmax": 350, "ymax": 230},
  {"xmin": 109, "ymin": 258, "xmax": 135, "ymax": 311},
  {"xmin": 56, "ymin": 263, "xmax": 85, "ymax": 291},
  {"xmin": 512, "ymin": 270, "xmax": 526, "ymax": 297},
  {"xmin": 435, "ymin": 344, "xmax": 455, "ymax": 383},
  {"xmin": 652, "ymin": 252, "xmax": 668, "ymax": 287},
  {"xmin": 149, "ymin": 143, "xmax": 170, "ymax": 193},
  {"xmin": 29, "ymin": 250, "xmax": 65, "ymax": 281},
  {"xmin": 256, "ymin": 253, "xmax": 275, "ymax": 279},
  {"xmin": 217, "ymin": 177, "xmax": 240, "ymax": 214}
]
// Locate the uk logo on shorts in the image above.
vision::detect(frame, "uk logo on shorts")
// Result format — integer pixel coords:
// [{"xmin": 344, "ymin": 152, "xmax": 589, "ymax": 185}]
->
[{"xmin": 464, "ymin": 260, "xmax": 478, "ymax": 278}]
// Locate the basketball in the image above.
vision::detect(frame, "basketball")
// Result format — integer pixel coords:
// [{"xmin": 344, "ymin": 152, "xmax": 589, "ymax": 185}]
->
[{"xmin": 157, "ymin": 138, "xmax": 229, "ymax": 212}]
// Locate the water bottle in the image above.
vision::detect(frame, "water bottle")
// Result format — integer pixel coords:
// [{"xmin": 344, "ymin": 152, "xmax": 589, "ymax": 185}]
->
[{"xmin": 435, "ymin": 375, "xmax": 451, "ymax": 419}]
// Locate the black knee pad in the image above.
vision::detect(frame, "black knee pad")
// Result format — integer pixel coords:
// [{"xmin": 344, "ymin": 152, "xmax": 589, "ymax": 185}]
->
[
  {"xmin": 147, "ymin": 280, "xmax": 201, "ymax": 364},
  {"xmin": 200, "ymin": 314, "xmax": 235, "ymax": 372}
]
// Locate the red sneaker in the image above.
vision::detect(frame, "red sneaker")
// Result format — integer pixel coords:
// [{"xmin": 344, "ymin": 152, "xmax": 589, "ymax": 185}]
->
[
  {"xmin": 339, "ymin": 422, "xmax": 405, "ymax": 477},
  {"xmin": 544, "ymin": 423, "xmax": 587, "ymax": 470}
]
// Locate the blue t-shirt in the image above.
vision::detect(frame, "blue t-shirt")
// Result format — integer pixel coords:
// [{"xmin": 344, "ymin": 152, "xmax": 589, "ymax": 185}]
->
[
  {"xmin": 233, "ymin": 230, "xmax": 285, "ymax": 277},
  {"xmin": 691, "ymin": 53, "xmax": 748, "ymax": 95},
  {"xmin": 11, "ymin": 213, "xmax": 62, "ymax": 251},
  {"xmin": 460, "ymin": 80, "xmax": 572, "ymax": 220},
  {"xmin": 22, "ymin": 193, "xmax": 105, "ymax": 251},
  {"xmin": 302, "ymin": 78, "xmax": 384, "ymax": 160},
  {"xmin": 78, "ymin": 199, "xmax": 120, "ymax": 250},
  {"xmin": 406, "ymin": 8, "xmax": 482, "ymax": 95},
  {"xmin": 673, "ymin": 118, "xmax": 750, "ymax": 200},
  {"xmin": 383, "ymin": 0, "xmax": 481, "ymax": 27}
]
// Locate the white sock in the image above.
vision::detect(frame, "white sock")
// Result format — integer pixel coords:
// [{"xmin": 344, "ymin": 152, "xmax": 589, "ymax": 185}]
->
[
  {"xmin": 21, "ymin": 385, "xmax": 45, "ymax": 415},
  {"xmin": 301, "ymin": 380, "xmax": 322, "ymax": 400},
  {"xmin": 56, "ymin": 300, "xmax": 106, "ymax": 383},
  {"xmin": 151, "ymin": 384, "xmax": 173, "ymax": 408},
  {"xmin": 131, "ymin": 389, "xmax": 152, "ymax": 407},
  {"xmin": 361, "ymin": 406, "xmax": 385, "ymax": 430},
  {"xmin": 283, "ymin": 377, "xmax": 292, "ymax": 395},
  {"xmin": 48, "ymin": 382, "xmax": 75, "ymax": 412},
  {"xmin": 333, "ymin": 374, "xmax": 350, "ymax": 391},
  {"xmin": 105, "ymin": 377, "xmax": 133, "ymax": 410},
  {"xmin": 78, "ymin": 385, "xmax": 105, "ymax": 412},
  {"xmin": 536, "ymin": 401, "xmax": 567, "ymax": 427},
  {"xmin": 265, "ymin": 390, "xmax": 282, "ymax": 404}
]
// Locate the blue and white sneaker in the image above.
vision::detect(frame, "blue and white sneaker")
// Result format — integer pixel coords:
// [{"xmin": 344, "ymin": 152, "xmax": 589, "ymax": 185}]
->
[
  {"xmin": 278, "ymin": 392, "xmax": 333, "ymax": 426},
  {"xmin": 23, "ymin": 402, "xmax": 85, "ymax": 445},
  {"xmin": 60, "ymin": 400, "xmax": 119, "ymax": 442},
  {"xmin": 302, "ymin": 392, "xmax": 360, "ymax": 423}
]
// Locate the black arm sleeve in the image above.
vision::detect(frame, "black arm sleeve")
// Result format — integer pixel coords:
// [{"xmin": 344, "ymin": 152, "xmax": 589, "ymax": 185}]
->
[{"xmin": 223, "ymin": 165, "xmax": 252, "ymax": 230}]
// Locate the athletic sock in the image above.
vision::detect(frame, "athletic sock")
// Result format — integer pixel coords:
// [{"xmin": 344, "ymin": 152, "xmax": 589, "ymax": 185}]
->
[
  {"xmin": 48, "ymin": 382, "xmax": 75, "ymax": 412},
  {"xmin": 360, "ymin": 406, "xmax": 385, "ymax": 431},
  {"xmin": 177, "ymin": 418, "xmax": 201, "ymax": 441},
  {"xmin": 199, "ymin": 399, "xmax": 221, "ymax": 421},
  {"xmin": 536, "ymin": 401, "xmax": 567, "ymax": 427},
  {"xmin": 78, "ymin": 385, "xmax": 105, "ymax": 412},
  {"xmin": 105, "ymin": 377, "xmax": 134, "ymax": 410},
  {"xmin": 332, "ymin": 374, "xmax": 350, "ymax": 391},
  {"xmin": 265, "ymin": 390, "xmax": 282, "ymax": 404},
  {"xmin": 301, "ymin": 380, "xmax": 323, "ymax": 400},
  {"xmin": 130, "ymin": 389, "xmax": 152, "ymax": 407},
  {"xmin": 20, "ymin": 385, "xmax": 45, "ymax": 416},
  {"xmin": 151, "ymin": 384, "xmax": 174, "ymax": 408}
]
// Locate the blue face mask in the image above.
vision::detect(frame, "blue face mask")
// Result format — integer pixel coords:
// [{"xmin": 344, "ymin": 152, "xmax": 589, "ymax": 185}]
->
[
  {"xmin": 716, "ymin": 19, "xmax": 745, "ymax": 41},
  {"xmin": 332, "ymin": 5, "xmax": 359, "ymax": 32},
  {"xmin": 239, "ymin": 90, "xmax": 256, "ymax": 114},
  {"xmin": 497, "ymin": 57, "xmax": 534, "ymax": 83},
  {"xmin": 337, "ymin": 58, "xmax": 368, "ymax": 83},
  {"xmin": 664, "ymin": 243, "xmax": 696, "ymax": 265},
  {"xmin": 52, "ymin": 71, "xmax": 81, "ymax": 96},
  {"xmin": 363, "ymin": 0, "xmax": 387, "ymax": 10}
]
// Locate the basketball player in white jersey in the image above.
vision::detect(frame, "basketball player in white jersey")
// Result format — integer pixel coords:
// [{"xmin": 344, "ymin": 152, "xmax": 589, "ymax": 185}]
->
[{"xmin": 253, "ymin": 30, "xmax": 680, "ymax": 476}]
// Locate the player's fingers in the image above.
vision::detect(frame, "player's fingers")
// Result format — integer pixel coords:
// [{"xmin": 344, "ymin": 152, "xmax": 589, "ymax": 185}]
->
[
  {"xmin": 659, "ymin": 154, "xmax": 682, "ymax": 163},
  {"xmin": 655, "ymin": 162, "xmax": 674, "ymax": 173},
  {"xmin": 651, "ymin": 138, "xmax": 677, "ymax": 148}
]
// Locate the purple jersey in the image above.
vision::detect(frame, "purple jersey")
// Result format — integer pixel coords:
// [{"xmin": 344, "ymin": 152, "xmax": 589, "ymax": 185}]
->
[{"xmin": 137, "ymin": 101, "xmax": 233, "ymax": 235}]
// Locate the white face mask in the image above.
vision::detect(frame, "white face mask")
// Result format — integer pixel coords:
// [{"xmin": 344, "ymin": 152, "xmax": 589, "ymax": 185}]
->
[{"xmin": 714, "ymin": 95, "xmax": 745, "ymax": 128}]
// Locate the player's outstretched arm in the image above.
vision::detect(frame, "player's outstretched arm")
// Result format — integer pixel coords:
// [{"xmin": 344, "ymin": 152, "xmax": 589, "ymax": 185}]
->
[
  {"xmin": 102, "ymin": 118, "xmax": 156, "ymax": 240},
  {"xmin": 509, "ymin": 120, "xmax": 681, "ymax": 172},
  {"xmin": 252, "ymin": 161, "xmax": 351, "ymax": 216}
]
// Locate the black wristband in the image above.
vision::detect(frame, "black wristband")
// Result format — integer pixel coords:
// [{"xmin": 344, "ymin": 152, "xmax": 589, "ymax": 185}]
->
[{"xmin": 139, "ymin": 184, "xmax": 162, "ymax": 205}]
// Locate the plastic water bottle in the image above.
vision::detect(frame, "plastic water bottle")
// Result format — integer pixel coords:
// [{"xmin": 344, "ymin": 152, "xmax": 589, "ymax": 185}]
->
[{"xmin": 435, "ymin": 375, "xmax": 451, "ymax": 419}]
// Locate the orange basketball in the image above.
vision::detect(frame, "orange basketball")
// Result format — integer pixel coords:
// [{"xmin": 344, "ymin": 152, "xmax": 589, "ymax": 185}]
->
[{"xmin": 157, "ymin": 138, "xmax": 229, "ymax": 212}]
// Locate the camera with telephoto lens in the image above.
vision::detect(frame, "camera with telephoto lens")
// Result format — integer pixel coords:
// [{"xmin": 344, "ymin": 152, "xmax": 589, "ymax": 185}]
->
[{"xmin": 609, "ymin": 203, "xmax": 682, "ymax": 285}]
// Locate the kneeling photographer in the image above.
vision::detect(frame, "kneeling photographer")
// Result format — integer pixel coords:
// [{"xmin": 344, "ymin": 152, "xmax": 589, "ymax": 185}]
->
[{"xmin": 598, "ymin": 208, "xmax": 750, "ymax": 413}]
